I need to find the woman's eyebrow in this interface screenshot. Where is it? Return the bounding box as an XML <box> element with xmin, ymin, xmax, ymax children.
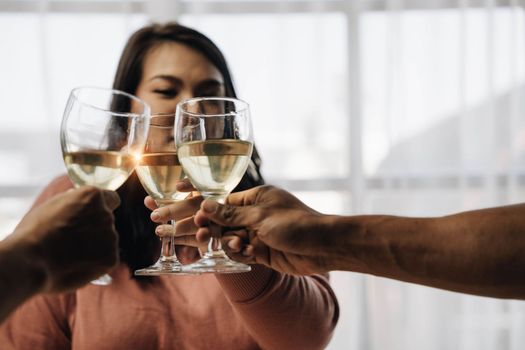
<box><xmin>193</xmin><ymin>78</ymin><xmax>224</xmax><ymax>89</ymax></box>
<box><xmin>148</xmin><ymin>75</ymin><xmax>183</xmax><ymax>85</ymax></box>
<box><xmin>194</xmin><ymin>79</ymin><xmax>224</xmax><ymax>88</ymax></box>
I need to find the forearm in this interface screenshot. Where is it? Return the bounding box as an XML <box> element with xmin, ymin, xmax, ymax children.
<box><xmin>216</xmin><ymin>266</ymin><xmax>338</xmax><ymax>350</ymax></box>
<box><xmin>0</xmin><ymin>237</ymin><xmax>46</xmax><ymax>323</ymax></box>
<box><xmin>324</xmin><ymin>204</ymin><xmax>525</xmax><ymax>299</ymax></box>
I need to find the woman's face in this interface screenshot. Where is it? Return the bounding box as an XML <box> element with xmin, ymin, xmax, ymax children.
<box><xmin>134</xmin><ymin>42</ymin><xmax>225</xmax><ymax>114</ymax></box>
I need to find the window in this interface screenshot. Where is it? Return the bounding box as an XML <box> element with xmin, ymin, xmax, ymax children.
<box><xmin>2</xmin><ymin>2</ymin><xmax>525</xmax><ymax>349</ymax></box>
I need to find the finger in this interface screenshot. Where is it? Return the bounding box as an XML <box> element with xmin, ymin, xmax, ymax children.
<box><xmin>173</xmin><ymin>217</ymin><xmax>197</xmax><ymax>237</ymax></box>
<box><xmin>222</xmin><ymin>236</ymin><xmax>243</xmax><ymax>253</ymax></box>
<box><xmin>173</xmin><ymin>236</ymin><xmax>208</xmax><ymax>252</ymax></box>
<box><xmin>144</xmin><ymin>196</ymin><xmax>158</xmax><ymax>211</ymax></box>
<box><xmin>194</xmin><ymin>223</ymin><xmax>235</xmax><ymax>243</ymax></box>
<box><xmin>155</xmin><ymin>224</ymin><xmax>174</xmax><ymax>237</ymax></box>
<box><xmin>173</xmin><ymin>235</ymin><xmax>200</xmax><ymax>248</ymax></box>
<box><xmin>175</xmin><ymin>178</ymin><xmax>195</xmax><ymax>192</ymax></box>
<box><xmin>197</xmin><ymin>200</ymin><xmax>261</xmax><ymax>227</ymax></box>
<box><xmin>222</xmin><ymin>229</ymin><xmax>250</xmax><ymax>254</ymax></box>
<box><xmin>195</xmin><ymin>227</ymin><xmax>212</xmax><ymax>243</ymax></box>
<box><xmin>150</xmin><ymin>196</ymin><xmax>203</xmax><ymax>223</ymax></box>
<box><xmin>223</xmin><ymin>228</ymin><xmax>249</xmax><ymax>241</ymax></box>
<box><xmin>194</xmin><ymin>210</ymin><xmax>211</xmax><ymax>227</ymax></box>
<box><xmin>224</xmin><ymin>186</ymin><xmax>268</xmax><ymax>206</ymax></box>
<box><xmin>154</xmin><ymin>221</ymin><xmax>196</xmax><ymax>238</ymax></box>
<box><xmin>224</xmin><ymin>245</ymin><xmax>257</xmax><ymax>265</ymax></box>
<box><xmin>242</xmin><ymin>245</ymin><xmax>255</xmax><ymax>256</ymax></box>
<box><xmin>237</xmin><ymin>244</ymin><xmax>271</xmax><ymax>267</ymax></box>
<box><xmin>99</xmin><ymin>190</ymin><xmax>121</xmax><ymax>210</ymax></box>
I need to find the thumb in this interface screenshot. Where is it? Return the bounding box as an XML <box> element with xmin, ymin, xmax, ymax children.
<box><xmin>100</xmin><ymin>190</ymin><xmax>121</xmax><ymax>211</ymax></box>
<box><xmin>199</xmin><ymin>199</ymin><xmax>259</xmax><ymax>227</ymax></box>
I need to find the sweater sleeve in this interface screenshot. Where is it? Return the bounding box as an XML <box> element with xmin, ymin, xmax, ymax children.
<box><xmin>216</xmin><ymin>265</ymin><xmax>339</xmax><ymax>350</ymax></box>
<box><xmin>0</xmin><ymin>293</ymin><xmax>74</xmax><ymax>350</ymax></box>
<box><xmin>31</xmin><ymin>175</ymin><xmax>74</xmax><ymax>208</ymax></box>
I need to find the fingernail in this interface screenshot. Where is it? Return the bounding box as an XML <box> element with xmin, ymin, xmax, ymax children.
<box><xmin>242</xmin><ymin>249</ymin><xmax>251</xmax><ymax>257</ymax></box>
<box><xmin>202</xmin><ymin>200</ymin><xmax>218</xmax><ymax>214</ymax></box>
<box><xmin>228</xmin><ymin>240</ymin><xmax>236</xmax><ymax>250</ymax></box>
<box><xmin>155</xmin><ymin>226</ymin><xmax>164</xmax><ymax>234</ymax></box>
<box><xmin>151</xmin><ymin>211</ymin><xmax>160</xmax><ymax>221</ymax></box>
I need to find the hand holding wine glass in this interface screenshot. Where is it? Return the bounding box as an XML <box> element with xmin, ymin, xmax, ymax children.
<box><xmin>175</xmin><ymin>97</ymin><xmax>253</xmax><ymax>273</ymax></box>
<box><xmin>134</xmin><ymin>113</ymin><xmax>189</xmax><ymax>275</ymax></box>
<box><xmin>60</xmin><ymin>86</ymin><xmax>150</xmax><ymax>284</ymax></box>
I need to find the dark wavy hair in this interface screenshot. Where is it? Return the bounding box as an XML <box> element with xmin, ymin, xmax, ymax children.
<box><xmin>112</xmin><ymin>23</ymin><xmax>264</xmax><ymax>276</ymax></box>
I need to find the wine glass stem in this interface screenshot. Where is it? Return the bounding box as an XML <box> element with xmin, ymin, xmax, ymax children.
<box><xmin>160</xmin><ymin>222</ymin><xmax>176</xmax><ymax>259</ymax></box>
<box><xmin>208</xmin><ymin>236</ymin><xmax>222</xmax><ymax>252</ymax></box>
<box><xmin>158</xmin><ymin>204</ymin><xmax>179</xmax><ymax>262</ymax></box>
<box><xmin>204</xmin><ymin>195</ymin><xmax>226</xmax><ymax>255</ymax></box>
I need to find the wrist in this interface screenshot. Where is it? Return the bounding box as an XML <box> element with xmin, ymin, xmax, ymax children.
<box><xmin>315</xmin><ymin>214</ymin><xmax>371</xmax><ymax>273</ymax></box>
<box><xmin>305</xmin><ymin>214</ymin><xmax>353</xmax><ymax>272</ymax></box>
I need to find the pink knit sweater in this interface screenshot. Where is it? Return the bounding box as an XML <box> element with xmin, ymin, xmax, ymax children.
<box><xmin>0</xmin><ymin>176</ymin><xmax>339</xmax><ymax>349</ymax></box>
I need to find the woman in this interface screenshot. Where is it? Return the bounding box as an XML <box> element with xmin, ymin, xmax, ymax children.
<box><xmin>0</xmin><ymin>23</ymin><xmax>338</xmax><ymax>349</ymax></box>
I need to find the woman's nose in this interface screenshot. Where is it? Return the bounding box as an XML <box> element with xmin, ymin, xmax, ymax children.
<box><xmin>178</xmin><ymin>91</ymin><xmax>194</xmax><ymax>102</ymax></box>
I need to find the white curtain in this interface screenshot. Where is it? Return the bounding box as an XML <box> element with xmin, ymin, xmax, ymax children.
<box><xmin>327</xmin><ymin>1</ymin><xmax>525</xmax><ymax>349</ymax></box>
<box><xmin>1</xmin><ymin>0</ymin><xmax>524</xmax><ymax>349</ymax></box>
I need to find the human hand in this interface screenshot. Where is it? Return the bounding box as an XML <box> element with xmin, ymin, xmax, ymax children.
<box><xmin>145</xmin><ymin>179</ymin><xmax>207</xmax><ymax>252</ymax></box>
<box><xmin>9</xmin><ymin>187</ymin><xmax>120</xmax><ymax>293</ymax></box>
<box><xmin>193</xmin><ymin>185</ymin><xmax>335</xmax><ymax>275</ymax></box>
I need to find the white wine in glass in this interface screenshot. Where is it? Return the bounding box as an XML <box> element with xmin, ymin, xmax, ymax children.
<box><xmin>61</xmin><ymin>86</ymin><xmax>150</xmax><ymax>285</ymax></box>
<box><xmin>177</xmin><ymin>140</ymin><xmax>252</xmax><ymax>198</ymax></box>
<box><xmin>175</xmin><ymin>97</ymin><xmax>253</xmax><ymax>274</ymax></box>
<box><xmin>135</xmin><ymin>114</ymin><xmax>189</xmax><ymax>275</ymax></box>
<box><xmin>63</xmin><ymin>151</ymin><xmax>137</xmax><ymax>191</ymax></box>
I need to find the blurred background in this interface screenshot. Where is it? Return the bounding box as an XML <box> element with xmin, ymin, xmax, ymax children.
<box><xmin>1</xmin><ymin>0</ymin><xmax>525</xmax><ymax>349</ymax></box>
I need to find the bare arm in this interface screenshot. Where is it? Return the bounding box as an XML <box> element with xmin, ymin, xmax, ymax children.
<box><xmin>331</xmin><ymin>205</ymin><xmax>525</xmax><ymax>299</ymax></box>
<box><xmin>192</xmin><ymin>185</ymin><xmax>525</xmax><ymax>300</ymax></box>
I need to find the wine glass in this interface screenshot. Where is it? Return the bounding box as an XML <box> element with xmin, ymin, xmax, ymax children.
<box><xmin>175</xmin><ymin>97</ymin><xmax>253</xmax><ymax>274</ymax></box>
<box><xmin>134</xmin><ymin>113</ymin><xmax>189</xmax><ymax>275</ymax></box>
<box><xmin>61</xmin><ymin>86</ymin><xmax>150</xmax><ymax>285</ymax></box>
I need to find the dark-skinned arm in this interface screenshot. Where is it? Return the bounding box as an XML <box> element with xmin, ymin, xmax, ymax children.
<box><xmin>191</xmin><ymin>185</ymin><xmax>525</xmax><ymax>300</ymax></box>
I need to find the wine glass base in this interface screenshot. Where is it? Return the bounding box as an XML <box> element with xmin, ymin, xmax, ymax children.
<box><xmin>184</xmin><ymin>251</ymin><xmax>252</xmax><ymax>274</ymax></box>
<box><xmin>91</xmin><ymin>274</ymin><xmax>112</xmax><ymax>285</ymax></box>
<box><xmin>134</xmin><ymin>259</ymin><xmax>194</xmax><ymax>276</ymax></box>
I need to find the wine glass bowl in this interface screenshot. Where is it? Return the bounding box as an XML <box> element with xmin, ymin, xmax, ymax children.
<box><xmin>61</xmin><ymin>87</ymin><xmax>150</xmax><ymax>191</ymax></box>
